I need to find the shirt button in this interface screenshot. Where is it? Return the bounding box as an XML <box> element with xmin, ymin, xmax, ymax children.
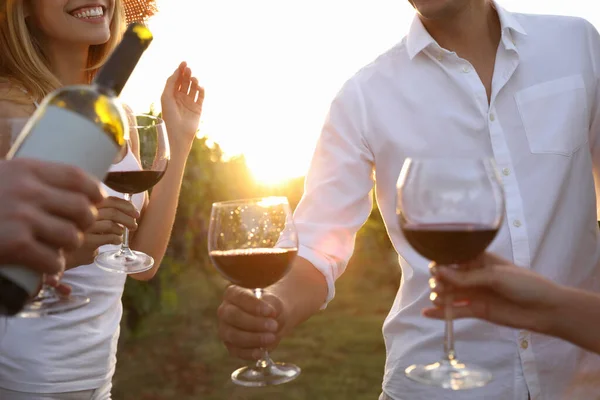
<box><xmin>436</xmin><ymin>54</ymin><xmax>443</xmax><ymax>61</ymax></box>
<box><xmin>462</xmin><ymin>66</ymin><xmax>470</xmax><ymax>73</ymax></box>
<box><xmin>489</xmin><ymin>113</ymin><xmax>496</xmax><ymax>122</ymax></box>
<box><xmin>502</xmin><ymin>168</ymin><xmax>510</xmax><ymax>176</ymax></box>
<box><xmin>513</xmin><ymin>220</ymin><xmax>522</xmax><ymax>228</ymax></box>
<box><xmin>521</xmin><ymin>339</ymin><xmax>529</xmax><ymax>349</ymax></box>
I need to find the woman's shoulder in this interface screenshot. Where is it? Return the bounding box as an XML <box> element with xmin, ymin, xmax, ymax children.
<box><xmin>0</xmin><ymin>81</ymin><xmax>35</xmax><ymax>117</ymax></box>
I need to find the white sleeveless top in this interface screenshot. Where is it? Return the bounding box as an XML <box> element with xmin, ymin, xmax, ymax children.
<box><xmin>0</xmin><ymin>99</ymin><xmax>145</xmax><ymax>393</ymax></box>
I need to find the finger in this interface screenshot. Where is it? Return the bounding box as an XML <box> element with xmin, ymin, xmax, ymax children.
<box><xmin>85</xmin><ymin>233</ymin><xmax>123</xmax><ymax>247</ymax></box>
<box><xmin>423</xmin><ymin>306</ymin><xmax>476</xmax><ymax>320</ymax></box>
<box><xmin>87</xmin><ymin>220</ymin><xmax>124</xmax><ymax>236</ymax></box>
<box><xmin>96</xmin><ymin>208</ymin><xmax>138</xmax><ymax>231</ymax></box>
<box><xmin>189</xmin><ymin>77</ymin><xmax>200</xmax><ymax>100</ymax></box>
<box><xmin>434</xmin><ymin>265</ymin><xmax>497</xmax><ymax>289</ymax></box>
<box><xmin>8</xmin><ymin>237</ymin><xmax>63</xmax><ymax>276</ymax></box>
<box><xmin>218</xmin><ymin>325</ymin><xmax>276</xmax><ymax>349</ymax></box>
<box><xmin>44</xmin><ymin>274</ymin><xmax>60</xmax><ymax>287</ymax></box>
<box><xmin>179</xmin><ymin>67</ymin><xmax>192</xmax><ymax>94</ymax></box>
<box><xmin>17</xmin><ymin>205</ymin><xmax>83</xmax><ymax>251</ymax></box>
<box><xmin>223</xmin><ymin>286</ymin><xmax>277</xmax><ymax>317</ymax></box>
<box><xmin>217</xmin><ymin>303</ymin><xmax>278</xmax><ymax>333</ymax></box>
<box><xmin>98</xmin><ymin>196</ymin><xmax>140</xmax><ymax>219</ymax></box>
<box><xmin>54</xmin><ymin>283</ymin><xmax>72</xmax><ymax>297</ymax></box>
<box><xmin>26</xmin><ymin>160</ymin><xmax>104</xmax><ymax>204</ymax></box>
<box><xmin>456</xmin><ymin>253</ymin><xmax>485</xmax><ymax>270</ymax></box>
<box><xmin>28</xmin><ymin>184</ymin><xmax>98</xmax><ymax>232</ymax></box>
<box><xmin>162</xmin><ymin>66</ymin><xmax>182</xmax><ymax>99</ymax></box>
<box><xmin>196</xmin><ymin>85</ymin><xmax>205</xmax><ymax>105</ymax></box>
<box><xmin>429</xmin><ymin>276</ymin><xmax>445</xmax><ymax>292</ymax></box>
<box><xmin>224</xmin><ymin>344</ymin><xmax>264</xmax><ymax>361</ymax></box>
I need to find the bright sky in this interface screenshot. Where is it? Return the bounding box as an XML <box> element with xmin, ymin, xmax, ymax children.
<box><xmin>120</xmin><ymin>0</ymin><xmax>600</xmax><ymax>184</ymax></box>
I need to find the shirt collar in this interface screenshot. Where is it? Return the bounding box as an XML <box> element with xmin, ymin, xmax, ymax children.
<box><xmin>406</xmin><ymin>0</ymin><xmax>527</xmax><ymax>60</ymax></box>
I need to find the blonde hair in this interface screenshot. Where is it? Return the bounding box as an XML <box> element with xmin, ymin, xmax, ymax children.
<box><xmin>0</xmin><ymin>0</ymin><xmax>126</xmax><ymax>104</ymax></box>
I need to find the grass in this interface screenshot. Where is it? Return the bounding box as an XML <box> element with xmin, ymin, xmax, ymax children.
<box><xmin>113</xmin><ymin>223</ymin><xmax>399</xmax><ymax>400</ymax></box>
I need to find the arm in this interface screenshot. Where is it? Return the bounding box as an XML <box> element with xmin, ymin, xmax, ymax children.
<box><xmin>217</xmin><ymin>78</ymin><xmax>376</xmax><ymax>358</ymax></box>
<box><xmin>552</xmin><ymin>287</ymin><xmax>600</xmax><ymax>355</ymax></box>
<box><xmin>127</xmin><ymin>138</ymin><xmax>188</xmax><ymax>281</ymax></box>
<box><xmin>127</xmin><ymin>62</ymin><xmax>203</xmax><ymax>281</ymax></box>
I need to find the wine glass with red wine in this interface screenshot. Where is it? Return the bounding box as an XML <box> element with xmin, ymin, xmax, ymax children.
<box><xmin>1</xmin><ymin>117</ymin><xmax>90</xmax><ymax>317</ymax></box>
<box><xmin>95</xmin><ymin>114</ymin><xmax>169</xmax><ymax>274</ymax></box>
<box><xmin>208</xmin><ymin>196</ymin><xmax>301</xmax><ymax>387</ymax></box>
<box><xmin>397</xmin><ymin>157</ymin><xmax>504</xmax><ymax>390</ymax></box>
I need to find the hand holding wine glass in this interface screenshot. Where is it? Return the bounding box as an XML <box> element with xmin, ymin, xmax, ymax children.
<box><xmin>396</xmin><ymin>157</ymin><xmax>504</xmax><ymax>390</ymax></box>
<box><xmin>209</xmin><ymin>196</ymin><xmax>301</xmax><ymax>387</ymax></box>
<box><xmin>95</xmin><ymin>114</ymin><xmax>169</xmax><ymax>274</ymax></box>
<box><xmin>423</xmin><ymin>252</ymin><xmax>564</xmax><ymax>334</ymax></box>
<box><xmin>65</xmin><ymin>196</ymin><xmax>139</xmax><ymax>268</ymax></box>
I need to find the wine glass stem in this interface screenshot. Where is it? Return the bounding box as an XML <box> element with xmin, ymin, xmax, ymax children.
<box><xmin>254</xmin><ymin>288</ymin><xmax>274</xmax><ymax>370</ymax></box>
<box><xmin>35</xmin><ymin>284</ymin><xmax>59</xmax><ymax>301</ymax></box>
<box><xmin>444</xmin><ymin>291</ymin><xmax>456</xmax><ymax>362</ymax></box>
<box><xmin>119</xmin><ymin>193</ymin><xmax>134</xmax><ymax>255</ymax></box>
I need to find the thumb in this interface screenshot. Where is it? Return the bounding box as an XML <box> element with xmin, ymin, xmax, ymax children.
<box><xmin>422</xmin><ymin>305</ymin><xmax>476</xmax><ymax>320</ymax></box>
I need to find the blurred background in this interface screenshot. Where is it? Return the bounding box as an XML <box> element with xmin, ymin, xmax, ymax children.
<box><xmin>114</xmin><ymin>1</ymin><xmax>600</xmax><ymax>398</ymax></box>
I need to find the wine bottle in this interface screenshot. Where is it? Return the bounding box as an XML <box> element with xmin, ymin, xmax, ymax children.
<box><xmin>0</xmin><ymin>23</ymin><xmax>153</xmax><ymax>316</ymax></box>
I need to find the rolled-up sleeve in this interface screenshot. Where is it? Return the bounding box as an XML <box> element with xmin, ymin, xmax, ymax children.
<box><xmin>294</xmin><ymin>78</ymin><xmax>375</xmax><ymax>308</ymax></box>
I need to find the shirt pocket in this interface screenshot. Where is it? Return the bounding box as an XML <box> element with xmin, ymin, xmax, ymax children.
<box><xmin>515</xmin><ymin>74</ymin><xmax>589</xmax><ymax>156</ymax></box>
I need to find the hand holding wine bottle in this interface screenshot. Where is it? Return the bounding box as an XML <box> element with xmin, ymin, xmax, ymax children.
<box><xmin>0</xmin><ymin>158</ymin><xmax>103</xmax><ymax>274</ymax></box>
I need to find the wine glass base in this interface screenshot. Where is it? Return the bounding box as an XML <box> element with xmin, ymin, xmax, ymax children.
<box><xmin>15</xmin><ymin>295</ymin><xmax>90</xmax><ymax>318</ymax></box>
<box><xmin>231</xmin><ymin>362</ymin><xmax>301</xmax><ymax>387</ymax></box>
<box><xmin>405</xmin><ymin>360</ymin><xmax>492</xmax><ymax>390</ymax></box>
<box><xmin>95</xmin><ymin>250</ymin><xmax>154</xmax><ymax>274</ymax></box>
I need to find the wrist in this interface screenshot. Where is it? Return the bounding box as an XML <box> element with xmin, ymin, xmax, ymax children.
<box><xmin>169</xmin><ymin>143</ymin><xmax>193</xmax><ymax>161</ymax></box>
<box><xmin>548</xmin><ymin>285</ymin><xmax>580</xmax><ymax>340</ymax></box>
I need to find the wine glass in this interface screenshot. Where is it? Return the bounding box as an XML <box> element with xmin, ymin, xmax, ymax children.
<box><xmin>95</xmin><ymin>114</ymin><xmax>169</xmax><ymax>274</ymax></box>
<box><xmin>396</xmin><ymin>157</ymin><xmax>504</xmax><ymax>390</ymax></box>
<box><xmin>208</xmin><ymin>196</ymin><xmax>301</xmax><ymax>387</ymax></box>
<box><xmin>0</xmin><ymin>117</ymin><xmax>90</xmax><ymax>317</ymax></box>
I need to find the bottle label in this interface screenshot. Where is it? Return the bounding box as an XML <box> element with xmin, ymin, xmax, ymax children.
<box><xmin>1</xmin><ymin>105</ymin><xmax>121</xmax><ymax>296</ymax></box>
<box><xmin>9</xmin><ymin>105</ymin><xmax>120</xmax><ymax>178</ymax></box>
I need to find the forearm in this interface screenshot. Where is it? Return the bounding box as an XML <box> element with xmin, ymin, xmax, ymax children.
<box><xmin>552</xmin><ymin>286</ymin><xmax>600</xmax><ymax>355</ymax></box>
<box><xmin>268</xmin><ymin>256</ymin><xmax>329</xmax><ymax>335</ymax></box>
<box><xmin>129</xmin><ymin>153</ymin><xmax>187</xmax><ymax>280</ymax></box>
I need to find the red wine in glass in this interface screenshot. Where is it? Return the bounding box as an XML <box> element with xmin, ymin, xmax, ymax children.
<box><xmin>208</xmin><ymin>196</ymin><xmax>301</xmax><ymax>387</ymax></box>
<box><xmin>209</xmin><ymin>248</ymin><xmax>297</xmax><ymax>289</ymax></box>
<box><xmin>104</xmin><ymin>169</ymin><xmax>167</xmax><ymax>194</ymax></box>
<box><xmin>401</xmin><ymin>223</ymin><xmax>499</xmax><ymax>265</ymax></box>
<box><xmin>396</xmin><ymin>157</ymin><xmax>504</xmax><ymax>390</ymax></box>
<box><xmin>95</xmin><ymin>114</ymin><xmax>169</xmax><ymax>274</ymax></box>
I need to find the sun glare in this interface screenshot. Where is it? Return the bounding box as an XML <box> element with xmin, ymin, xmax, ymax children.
<box><xmin>246</xmin><ymin>154</ymin><xmax>306</xmax><ymax>185</ymax></box>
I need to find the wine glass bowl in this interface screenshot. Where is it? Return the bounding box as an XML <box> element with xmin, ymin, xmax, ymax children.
<box><xmin>95</xmin><ymin>114</ymin><xmax>169</xmax><ymax>274</ymax></box>
<box><xmin>208</xmin><ymin>196</ymin><xmax>301</xmax><ymax>387</ymax></box>
<box><xmin>397</xmin><ymin>157</ymin><xmax>504</xmax><ymax>390</ymax></box>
